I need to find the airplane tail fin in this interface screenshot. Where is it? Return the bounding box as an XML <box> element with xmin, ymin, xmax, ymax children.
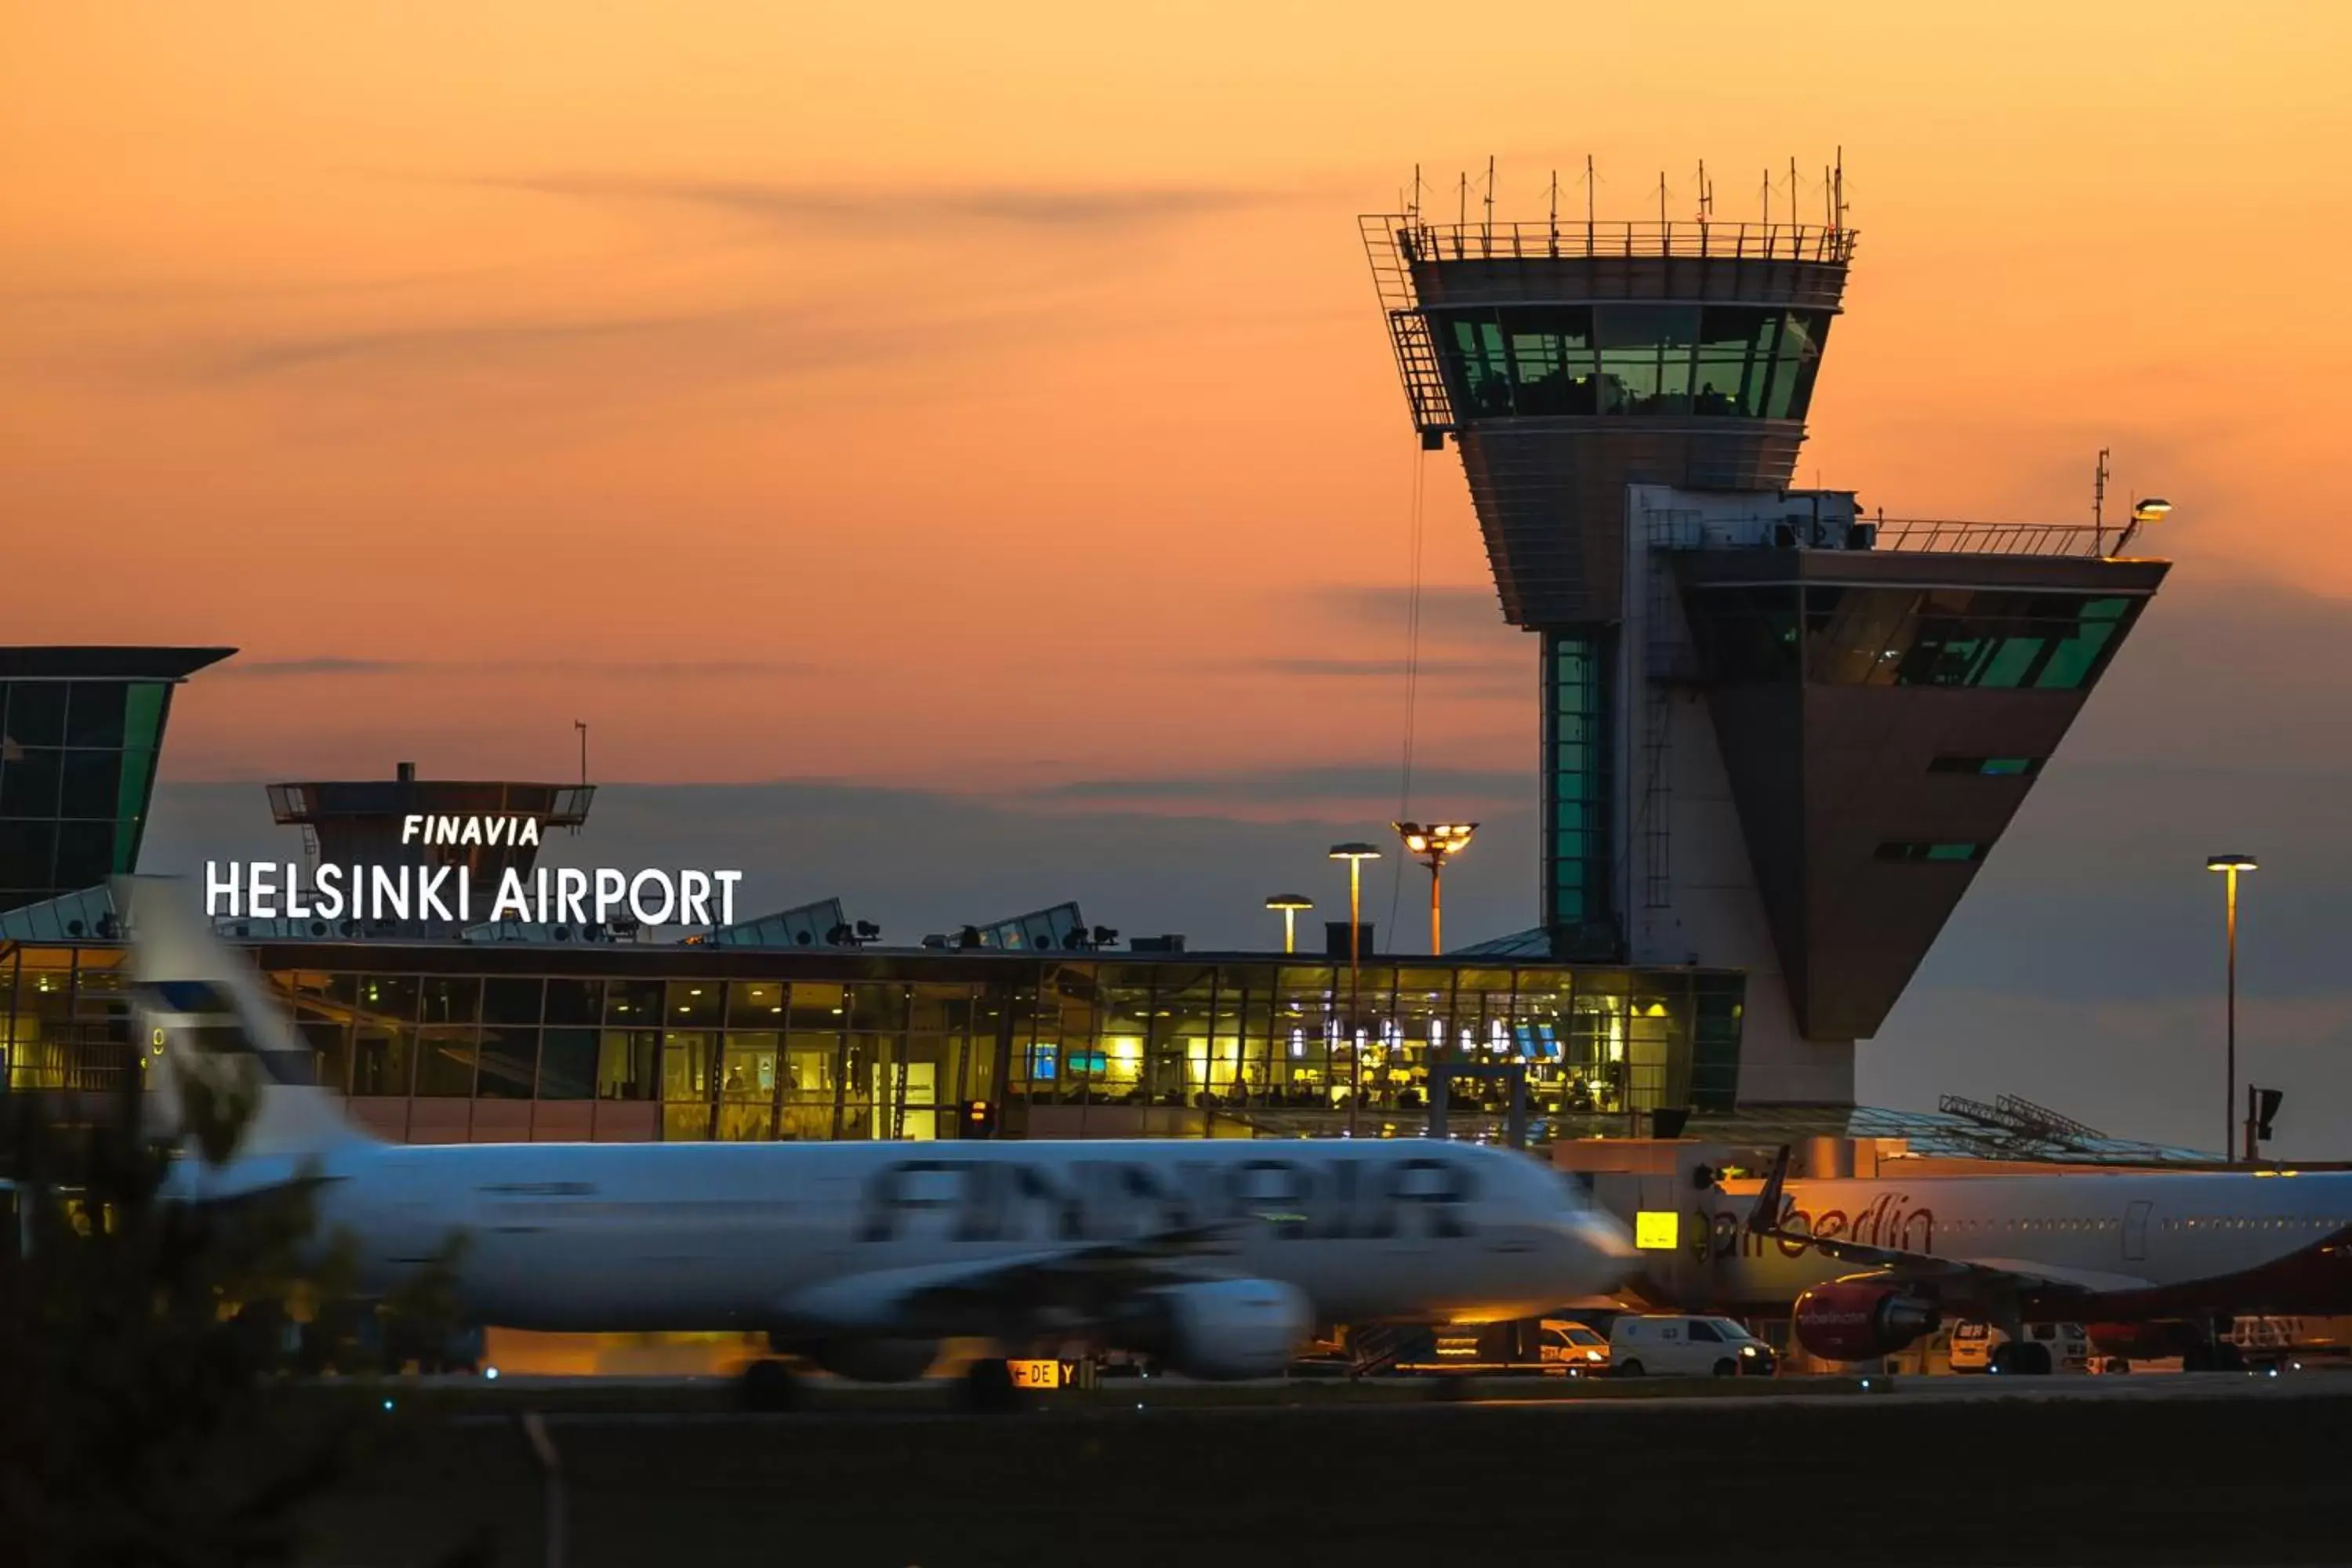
<box><xmin>119</xmin><ymin>876</ymin><xmax>379</xmax><ymax>1161</ymax></box>
<box><xmin>1745</xmin><ymin>1144</ymin><xmax>1794</xmax><ymax>1238</ymax></box>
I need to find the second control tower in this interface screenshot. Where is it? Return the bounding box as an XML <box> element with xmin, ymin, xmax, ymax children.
<box><xmin>267</xmin><ymin>761</ymin><xmax>593</xmax><ymax>935</ymax></box>
<box><xmin>1366</xmin><ymin>198</ymin><xmax>2167</xmax><ymax>1105</ymax></box>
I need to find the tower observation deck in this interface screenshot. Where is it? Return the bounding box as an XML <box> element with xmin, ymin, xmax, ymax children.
<box><xmin>1365</xmin><ymin>201</ymin><xmax>2167</xmax><ymax>1106</ymax></box>
<box><xmin>1363</xmin><ymin>217</ymin><xmax>1853</xmax><ymax>625</ymax></box>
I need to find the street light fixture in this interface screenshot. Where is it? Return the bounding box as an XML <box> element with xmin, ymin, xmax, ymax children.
<box><xmin>1328</xmin><ymin>842</ymin><xmax>1381</xmax><ymax>1138</ymax></box>
<box><xmin>1394</xmin><ymin>821</ymin><xmax>1479</xmax><ymax>956</ymax></box>
<box><xmin>1263</xmin><ymin>894</ymin><xmax>1314</xmax><ymax>955</ymax></box>
<box><xmin>2206</xmin><ymin>854</ymin><xmax>2257</xmax><ymax>1161</ymax></box>
<box><xmin>2114</xmin><ymin>495</ymin><xmax>2172</xmax><ymax>555</ymax></box>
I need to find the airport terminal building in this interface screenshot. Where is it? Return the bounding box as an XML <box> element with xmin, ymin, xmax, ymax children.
<box><xmin>2</xmin><ymin>207</ymin><xmax>2173</xmax><ymax>1157</ymax></box>
<box><xmin>0</xmin><ymin>662</ymin><xmax>1741</xmax><ymax>1145</ymax></box>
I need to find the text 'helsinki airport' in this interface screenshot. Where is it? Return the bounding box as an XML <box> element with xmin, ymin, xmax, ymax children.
<box><xmin>0</xmin><ymin>207</ymin><xmax>2185</xmax><ymax>1165</ymax></box>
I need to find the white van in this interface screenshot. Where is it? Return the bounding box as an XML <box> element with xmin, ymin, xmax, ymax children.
<box><xmin>1947</xmin><ymin>1321</ymin><xmax>2089</xmax><ymax>1375</ymax></box>
<box><xmin>1609</xmin><ymin>1315</ymin><xmax>1776</xmax><ymax>1377</ymax></box>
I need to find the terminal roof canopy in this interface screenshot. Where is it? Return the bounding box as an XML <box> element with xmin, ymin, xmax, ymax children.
<box><xmin>0</xmin><ymin>647</ymin><xmax>236</xmax><ymax>681</ymax></box>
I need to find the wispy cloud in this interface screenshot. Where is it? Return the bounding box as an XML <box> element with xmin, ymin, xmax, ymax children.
<box><xmin>217</xmin><ymin>656</ymin><xmax>815</xmax><ymax>680</ymax></box>
<box><xmin>180</xmin><ymin>301</ymin><xmax>967</xmax><ymax>388</ymax></box>
<box><xmin>1040</xmin><ymin>763</ymin><xmax>1526</xmax><ymax>806</ymax></box>
<box><xmin>1251</xmin><ymin>655</ymin><xmax>1510</xmax><ymax>680</ymax></box>
<box><xmin>1223</xmin><ymin>652</ymin><xmax>1525</xmax><ymax>700</ymax></box>
<box><xmin>202</xmin><ymin>310</ymin><xmax>730</xmax><ymax>380</ymax></box>
<box><xmin>466</xmin><ymin>174</ymin><xmax>1272</xmax><ymax>234</ymax></box>
<box><xmin>1312</xmin><ymin>584</ymin><xmax>1513</xmax><ymax>645</ymax></box>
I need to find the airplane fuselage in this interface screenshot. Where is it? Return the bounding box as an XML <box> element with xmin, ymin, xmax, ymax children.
<box><xmin>255</xmin><ymin>1137</ymin><xmax>1628</xmax><ymax>1334</ymax></box>
<box><xmin>1702</xmin><ymin>1171</ymin><xmax>2352</xmax><ymax>1320</ymax></box>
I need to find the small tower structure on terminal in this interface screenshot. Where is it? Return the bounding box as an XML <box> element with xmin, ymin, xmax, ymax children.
<box><xmin>1365</xmin><ymin>171</ymin><xmax>2169</xmax><ymax>1105</ymax></box>
<box><xmin>267</xmin><ymin>762</ymin><xmax>593</xmax><ymax>933</ymax></box>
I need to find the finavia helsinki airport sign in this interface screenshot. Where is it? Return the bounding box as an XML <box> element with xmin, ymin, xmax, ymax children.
<box><xmin>205</xmin><ymin>814</ymin><xmax>743</xmax><ymax>927</ymax></box>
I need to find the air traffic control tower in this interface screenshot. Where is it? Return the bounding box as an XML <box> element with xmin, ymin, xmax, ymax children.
<box><xmin>1363</xmin><ymin>204</ymin><xmax>2169</xmax><ymax>1105</ymax></box>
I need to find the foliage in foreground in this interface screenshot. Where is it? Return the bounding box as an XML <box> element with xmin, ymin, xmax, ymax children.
<box><xmin>0</xmin><ymin>1065</ymin><xmax>481</xmax><ymax>1565</ymax></box>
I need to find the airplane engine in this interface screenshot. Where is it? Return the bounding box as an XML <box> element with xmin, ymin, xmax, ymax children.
<box><xmin>1147</xmin><ymin>1278</ymin><xmax>1313</xmax><ymax>1380</ymax></box>
<box><xmin>805</xmin><ymin>1338</ymin><xmax>941</xmax><ymax>1384</ymax></box>
<box><xmin>1791</xmin><ymin>1282</ymin><xmax>1940</xmax><ymax>1362</ymax></box>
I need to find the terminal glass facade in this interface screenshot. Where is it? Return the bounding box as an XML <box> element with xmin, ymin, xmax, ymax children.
<box><xmin>0</xmin><ymin>680</ymin><xmax>174</xmax><ymax>915</ymax></box>
<box><xmin>1433</xmin><ymin>305</ymin><xmax>1831</xmax><ymax>421</ymax></box>
<box><xmin>0</xmin><ymin>943</ymin><xmax>1743</xmax><ymax>1143</ymax></box>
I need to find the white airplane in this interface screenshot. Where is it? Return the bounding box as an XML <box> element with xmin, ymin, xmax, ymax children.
<box><xmin>1719</xmin><ymin>1149</ymin><xmax>2352</xmax><ymax>1373</ymax></box>
<box><xmin>124</xmin><ymin>879</ymin><xmax>1636</xmax><ymax>1405</ymax></box>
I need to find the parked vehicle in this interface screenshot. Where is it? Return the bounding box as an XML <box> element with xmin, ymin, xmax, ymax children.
<box><xmin>1608</xmin><ymin>1315</ymin><xmax>1775</xmax><ymax>1377</ymax></box>
<box><xmin>1948</xmin><ymin>1320</ymin><xmax>2089</xmax><ymax>1375</ymax></box>
<box><xmin>1386</xmin><ymin>1317</ymin><xmax>1613</xmax><ymax>1376</ymax></box>
<box><xmin>2226</xmin><ymin>1316</ymin><xmax>2352</xmax><ymax>1370</ymax></box>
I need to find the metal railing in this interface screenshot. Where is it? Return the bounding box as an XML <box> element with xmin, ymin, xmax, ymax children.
<box><xmin>1370</xmin><ymin>217</ymin><xmax>1857</xmax><ymax>267</ymax></box>
<box><xmin>1652</xmin><ymin>510</ymin><xmax>2123</xmax><ymax>561</ymax></box>
<box><xmin>1871</xmin><ymin>518</ymin><xmax>2117</xmax><ymax>559</ymax></box>
<box><xmin>3</xmin><ymin>1035</ymin><xmax>136</xmax><ymax>1095</ymax></box>
<box><xmin>1359</xmin><ymin>215</ymin><xmax>1458</xmax><ymax>437</ymax></box>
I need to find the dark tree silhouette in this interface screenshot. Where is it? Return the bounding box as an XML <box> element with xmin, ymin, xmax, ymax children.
<box><xmin>0</xmin><ymin>1055</ymin><xmax>483</xmax><ymax>1565</ymax></box>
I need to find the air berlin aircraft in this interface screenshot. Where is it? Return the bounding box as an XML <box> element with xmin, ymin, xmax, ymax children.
<box><xmin>1735</xmin><ymin>1150</ymin><xmax>2352</xmax><ymax>1373</ymax></box>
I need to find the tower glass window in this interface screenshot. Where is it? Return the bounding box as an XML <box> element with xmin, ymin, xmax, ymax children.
<box><xmin>1543</xmin><ymin>631</ymin><xmax>1617</xmax><ymax>956</ymax></box>
<box><xmin>1432</xmin><ymin>306</ymin><xmax>1832</xmax><ymax>421</ymax></box>
<box><xmin>1687</xmin><ymin>586</ymin><xmax>2147</xmax><ymax>692</ymax></box>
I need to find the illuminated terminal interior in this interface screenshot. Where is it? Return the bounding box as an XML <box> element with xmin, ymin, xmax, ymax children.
<box><xmin>0</xmin><ymin>937</ymin><xmax>1741</xmax><ymax>1144</ymax></box>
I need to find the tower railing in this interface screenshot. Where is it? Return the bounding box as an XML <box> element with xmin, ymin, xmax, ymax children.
<box><xmin>1870</xmin><ymin>518</ymin><xmax>2117</xmax><ymax>559</ymax></box>
<box><xmin>1370</xmin><ymin>217</ymin><xmax>1857</xmax><ymax>266</ymax></box>
<box><xmin>1359</xmin><ymin>215</ymin><xmax>1457</xmax><ymax>438</ymax></box>
<box><xmin>1656</xmin><ymin>511</ymin><xmax>2126</xmax><ymax>560</ymax></box>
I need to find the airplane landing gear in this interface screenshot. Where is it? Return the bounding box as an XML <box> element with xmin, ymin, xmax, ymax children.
<box><xmin>2185</xmin><ymin>1319</ymin><xmax>2249</xmax><ymax>1373</ymax></box>
<box><xmin>2183</xmin><ymin>1341</ymin><xmax>2247</xmax><ymax>1373</ymax></box>
<box><xmin>737</xmin><ymin>1358</ymin><xmax>804</xmax><ymax>1413</ymax></box>
<box><xmin>1989</xmin><ymin>1341</ymin><xmax>2052</xmax><ymax>1375</ymax></box>
<box><xmin>960</xmin><ymin>1358</ymin><xmax>1022</xmax><ymax>1414</ymax></box>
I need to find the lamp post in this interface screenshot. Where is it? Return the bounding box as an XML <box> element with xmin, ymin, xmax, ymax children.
<box><xmin>2206</xmin><ymin>854</ymin><xmax>2256</xmax><ymax>1161</ymax></box>
<box><xmin>1393</xmin><ymin>821</ymin><xmax>1479</xmax><ymax>955</ymax></box>
<box><xmin>1328</xmin><ymin>843</ymin><xmax>1381</xmax><ymax>1138</ymax></box>
<box><xmin>1263</xmin><ymin>894</ymin><xmax>1314</xmax><ymax>954</ymax></box>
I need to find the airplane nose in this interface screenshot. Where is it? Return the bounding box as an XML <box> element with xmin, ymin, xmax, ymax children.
<box><xmin>1555</xmin><ymin>1209</ymin><xmax>1639</xmax><ymax>1290</ymax></box>
<box><xmin>1574</xmin><ymin>1208</ymin><xmax>1639</xmax><ymax>1264</ymax></box>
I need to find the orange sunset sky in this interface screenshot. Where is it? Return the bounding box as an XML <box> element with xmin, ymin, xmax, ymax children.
<box><xmin>6</xmin><ymin>2</ymin><xmax>2347</xmax><ymax>794</ymax></box>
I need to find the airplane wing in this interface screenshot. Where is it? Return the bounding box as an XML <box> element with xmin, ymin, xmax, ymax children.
<box><xmin>778</xmin><ymin>1221</ymin><xmax>1260</xmax><ymax>1341</ymax></box>
<box><xmin>1744</xmin><ymin>1145</ymin><xmax>2158</xmax><ymax>1303</ymax></box>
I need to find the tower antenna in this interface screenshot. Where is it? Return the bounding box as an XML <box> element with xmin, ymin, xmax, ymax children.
<box><xmin>1762</xmin><ymin>165</ymin><xmax>1772</xmax><ymax>228</ymax></box>
<box><xmin>1584</xmin><ymin>154</ymin><xmax>1599</xmax><ymax>250</ymax></box>
<box><xmin>1410</xmin><ymin>161</ymin><xmax>1422</xmax><ymax>224</ymax></box>
<box><xmin>2092</xmin><ymin>447</ymin><xmax>2111</xmax><ymax>553</ymax></box>
<box><xmin>1548</xmin><ymin>168</ymin><xmax>1560</xmax><ymax>254</ymax></box>
<box><xmin>1833</xmin><ymin>145</ymin><xmax>1847</xmax><ymax>233</ymax></box>
<box><xmin>572</xmin><ymin>720</ymin><xmax>589</xmax><ymax>836</ymax></box>
<box><xmin>1483</xmin><ymin>154</ymin><xmax>1495</xmax><ymax>249</ymax></box>
<box><xmin>1657</xmin><ymin>169</ymin><xmax>1669</xmax><ymax>228</ymax></box>
<box><xmin>1697</xmin><ymin>158</ymin><xmax>1712</xmax><ymax>223</ymax></box>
